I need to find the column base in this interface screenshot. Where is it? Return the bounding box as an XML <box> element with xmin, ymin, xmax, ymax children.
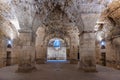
<box><xmin>17</xmin><ymin>63</ymin><xmax>37</xmax><ymax>73</ymax></box>
<box><xmin>77</xmin><ymin>61</ymin><xmax>97</xmax><ymax>72</ymax></box>
<box><xmin>70</xmin><ymin>59</ymin><xmax>78</xmax><ymax>64</ymax></box>
<box><xmin>82</xmin><ymin>67</ymin><xmax>97</xmax><ymax>72</ymax></box>
<box><xmin>36</xmin><ymin>58</ymin><xmax>46</xmax><ymax>64</ymax></box>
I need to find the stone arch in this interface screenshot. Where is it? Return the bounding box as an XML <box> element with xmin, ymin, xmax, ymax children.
<box><xmin>94</xmin><ymin>0</ymin><xmax>120</xmax><ymax>69</ymax></box>
<box><xmin>44</xmin><ymin>34</ymin><xmax>70</xmax><ymax>47</ymax></box>
<box><xmin>35</xmin><ymin>25</ymin><xmax>72</xmax><ymax>63</ymax></box>
<box><xmin>44</xmin><ymin>34</ymin><xmax>71</xmax><ymax>61</ymax></box>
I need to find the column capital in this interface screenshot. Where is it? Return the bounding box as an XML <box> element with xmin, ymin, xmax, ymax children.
<box><xmin>79</xmin><ymin>30</ymin><xmax>96</xmax><ymax>37</ymax></box>
<box><xmin>18</xmin><ymin>29</ymin><xmax>32</xmax><ymax>33</ymax></box>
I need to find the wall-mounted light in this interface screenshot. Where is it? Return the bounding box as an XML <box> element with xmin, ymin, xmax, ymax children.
<box><xmin>101</xmin><ymin>40</ymin><xmax>105</xmax><ymax>46</ymax></box>
<box><xmin>8</xmin><ymin>40</ymin><xmax>12</xmax><ymax>45</ymax></box>
<box><xmin>7</xmin><ymin>39</ymin><xmax>12</xmax><ymax>48</ymax></box>
<box><xmin>100</xmin><ymin>40</ymin><xmax>106</xmax><ymax>49</ymax></box>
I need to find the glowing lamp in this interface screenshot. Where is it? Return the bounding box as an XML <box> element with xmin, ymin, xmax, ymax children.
<box><xmin>7</xmin><ymin>40</ymin><xmax>12</xmax><ymax>48</ymax></box>
<box><xmin>8</xmin><ymin>40</ymin><xmax>11</xmax><ymax>44</ymax></box>
<box><xmin>101</xmin><ymin>40</ymin><xmax>106</xmax><ymax>46</ymax></box>
<box><xmin>100</xmin><ymin>40</ymin><xmax>106</xmax><ymax>49</ymax></box>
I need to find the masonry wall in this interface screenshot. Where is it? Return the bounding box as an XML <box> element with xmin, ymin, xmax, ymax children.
<box><xmin>95</xmin><ymin>41</ymin><xmax>120</xmax><ymax>69</ymax></box>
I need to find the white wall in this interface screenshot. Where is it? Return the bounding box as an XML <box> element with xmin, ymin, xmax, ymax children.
<box><xmin>47</xmin><ymin>47</ymin><xmax>66</xmax><ymax>60</ymax></box>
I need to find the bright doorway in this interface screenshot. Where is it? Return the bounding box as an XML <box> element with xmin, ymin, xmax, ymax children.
<box><xmin>47</xmin><ymin>38</ymin><xmax>67</xmax><ymax>62</ymax></box>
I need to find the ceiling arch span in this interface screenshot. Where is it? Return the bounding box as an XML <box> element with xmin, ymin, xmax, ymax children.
<box><xmin>48</xmin><ymin>38</ymin><xmax>66</xmax><ymax>47</ymax></box>
<box><xmin>44</xmin><ymin>34</ymin><xmax>71</xmax><ymax>47</ymax></box>
<box><xmin>32</xmin><ymin>0</ymin><xmax>84</xmax><ymax>35</ymax></box>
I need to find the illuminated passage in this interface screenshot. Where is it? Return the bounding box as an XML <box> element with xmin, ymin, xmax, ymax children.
<box><xmin>47</xmin><ymin>39</ymin><xmax>66</xmax><ymax>60</ymax></box>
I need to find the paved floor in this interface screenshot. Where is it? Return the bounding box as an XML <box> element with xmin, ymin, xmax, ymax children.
<box><xmin>0</xmin><ymin>62</ymin><xmax>120</xmax><ymax>80</ymax></box>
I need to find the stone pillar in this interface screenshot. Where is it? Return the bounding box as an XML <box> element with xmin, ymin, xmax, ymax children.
<box><xmin>70</xmin><ymin>45</ymin><xmax>78</xmax><ymax>64</ymax></box>
<box><xmin>0</xmin><ymin>37</ymin><xmax>6</xmax><ymax>67</ymax></box>
<box><xmin>36</xmin><ymin>45</ymin><xmax>47</xmax><ymax>64</ymax></box>
<box><xmin>17</xmin><ymin>30</ymin><xmax>36</xmax><ymax>72</ymax></box>
<box><xmin>78</xmin><ymin>31</ymin><xmax>96</xmax><ymax>72</ymax></box>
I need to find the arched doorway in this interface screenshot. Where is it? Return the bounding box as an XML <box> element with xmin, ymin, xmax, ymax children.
<box><xmin>47</xmin><ymin>38</ymin><xmax>67</xmax><ymax>62</ymax></box>
<box><xmin>35</xmin><ymin>26</ymin><xmax>71</xmax><ymax>63</ymax></box>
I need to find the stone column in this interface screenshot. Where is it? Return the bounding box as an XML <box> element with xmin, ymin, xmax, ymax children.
<box><xmin>17</xmin><ymin>30</ymin><xmax>36</xmax><ymax>72</ymax></box>
<box><xmin>78</xmin><ymin>31</ymin><xmax>96</xmax><ymax>72</ymax></box>
<box><xmin>36</xmin><ymin>45</ymin><xmax>47</xmax><ymax>64</ymax></box>
<box><xmin>0</xmin><ymin>36</ymin><xmax>6</xmax><ymax>67</ymax></box>
<box><xmin>70</xmin><ymin>45</ymin><xmax>78</xmax><ymax>64</ymax></box>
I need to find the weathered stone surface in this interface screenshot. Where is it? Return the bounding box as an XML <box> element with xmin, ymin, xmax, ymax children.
<box><xmin>95</xmin><ymin>0</ymin><xmax>120</xmax><ymax>69</ymax></box>
<box><xmin>0</xmin><ymin>0</ymin><xmax>116</xmax><ymax>72</ymax></box>
<box><xmin>78</xmin><ymin>32</ymin><xmax>96</xmax><ymax>72</ymax></box>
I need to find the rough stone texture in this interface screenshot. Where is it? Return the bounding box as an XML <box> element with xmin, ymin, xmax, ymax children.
<box><xmin>47</xmin><ymin>47</ymin><xmax>66</xmax><ymax>60</ymax></box>
<box><xmin>79</xmin><ymin>32</ymin><xmax>96</xmax><ymax>72</ymax></box>
<box><xmin>0</xmin><ymin>0</ymin><xmax>114</xmax><ymax>72</ymax></box>
<box><xmin>95</xmin><ymin>0</ymin><xmax>120</xmax><ymax>69</ymax></box>
<box><xmin>35</xmin><ymin>25</ymin><xmax>79</xmax><ymax>64</ymax></box>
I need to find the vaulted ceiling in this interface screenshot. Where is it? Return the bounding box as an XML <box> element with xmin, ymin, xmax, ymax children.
<box><xmin>98</xmin><ymin>0</ymin><xmax>120</xmax><ymax>40</ymax></box>
<box><xmin>0</xmin><ymin>0</ymin><xmax>114</xmax><ymax>40</ymax></box>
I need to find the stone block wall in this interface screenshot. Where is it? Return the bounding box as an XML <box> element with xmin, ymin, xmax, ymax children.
<box><xmin>79</xmin><ymin>33</ymin><xmax>96</xmax><ymax>72</ymax></box>
<box><xmin>95</xmin><ymin>41</ymin><xmax>120</xmax><ymax>69</ymax></box>
<box><xmin>47</xmin><ymin>47</ymin><xmax>66</xmax><ymax>60</ymax></box>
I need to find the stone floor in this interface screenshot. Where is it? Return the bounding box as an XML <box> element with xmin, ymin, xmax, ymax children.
<box><xmin>0</xmin><ymin>62</ymin><xmax>120</xmax><ymax>80</ymax></box>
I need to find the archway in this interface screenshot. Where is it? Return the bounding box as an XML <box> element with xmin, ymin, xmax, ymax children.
<box><xmin>35</xmin><ymin>26</ymin><xmax>71</xmax><ymax>63</ymax></box>
<box><xmin>47</xmin><ymin>38</ymin><xmax>67</xmax><ymax>62</ymax></box>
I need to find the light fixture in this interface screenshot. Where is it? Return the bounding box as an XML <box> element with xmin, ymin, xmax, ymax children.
<box><xmin>8</xmin><ymin>39</ymin><xmax>12</xmax><ymax>45</ymax></box>
<box><xmin>7</xmin><ymin>39</ymin><xmax>13</xmax><ymax>48</ymax></box>
<box><xmin>100</xmin><ymin>40</ymin><xmax>106</xmax><ymax>46</ymax></box>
